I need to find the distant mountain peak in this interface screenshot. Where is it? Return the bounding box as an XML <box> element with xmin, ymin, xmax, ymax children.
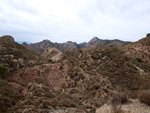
<box><xmin>88</xmin><ymin>37</ymin><xmax>100</xmax><ymax>44</ymax></box>
<box><xmin>42</xmin><ymin>39</ymin><xmax>51</xmax><ymax>42</ymax></box>
<box><xmin>22</xmin><ymin>36</ymin><xmax>129</xmax><ymax>53</ymax></box>
<box><xmin>22</xmin><ymin>42</ymin><xmax>28</xmax><ymax>46</ymax></box>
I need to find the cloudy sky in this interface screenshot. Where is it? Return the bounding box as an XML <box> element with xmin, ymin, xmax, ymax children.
<box><xmin>0</xmin><ymin>0</ymin><xmax>150</xmax><ymax>43</ymax></box>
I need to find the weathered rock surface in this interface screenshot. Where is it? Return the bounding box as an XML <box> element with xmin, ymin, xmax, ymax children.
<box><xmin>41</xmin><ymin>48</ymin><xmax>63</xmax><ymax>62</ymax></box>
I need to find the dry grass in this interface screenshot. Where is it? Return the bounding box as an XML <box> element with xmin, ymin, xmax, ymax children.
<box><xmin>110</xmin><ymin>89</ymin><xmax>129</xmax><ymax>113</ymax></box>
<box><xmin>111</xmin><ymin>89</ymin><xmax>129</xmax><ymax>106</ymax></box>
<box><xmin>111</xmin><ymin>107</ymin><xmax>126</xmax><ymax>113</ymax></box>
<box><xmin>138</xmin><ymin>90</ymin><xmax>150</xmax><ymax>106</ymax></box>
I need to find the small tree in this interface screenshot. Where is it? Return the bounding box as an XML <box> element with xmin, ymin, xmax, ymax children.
<box><xmin>0</xmin><ymin>66</ymin><xmax>7</xmax><ymax>79</ymax></box>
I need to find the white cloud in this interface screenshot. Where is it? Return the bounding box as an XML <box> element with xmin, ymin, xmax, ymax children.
<box><xmin>0</xmin><ymin>0</ymin><xmax>150</xmax><ymax>43</ymax></box>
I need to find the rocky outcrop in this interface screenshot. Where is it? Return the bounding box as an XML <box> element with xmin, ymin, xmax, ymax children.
<box><xmin>7</xmin><ymin>63</ymin><xmax>67</xmax><ymax>90</ymax></box>
<box><xmin>41</xmin><ymin>48</ymin><xmax>63</xmax><ymax>62</ymax></box>
<box><xmin>88</xmin><ymin>37</ymin><xmax>100</xmax><ymax>44</ymax></box>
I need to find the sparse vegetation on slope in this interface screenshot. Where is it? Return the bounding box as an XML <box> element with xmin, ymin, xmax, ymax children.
<box><xmin>9</xmin><ymin>77</ymin><xmax>93</xmax><ymax>113</ymax></box>
<box><xmin>0</xmin><ymin>80</ymin><xmax>22</xmax><ymax>113</ymax></box>
<box><xmin>1</xmin><ymin>34</ymin><xmax>150</xmax><ymax>113</ymax></box>
<box><xmin>63</xmin><ymin>47</ymin><xmax>143</xmax><ymax>99</ymax></box>
<box><xmin>124</xmin><ymin>34</ymin><xmax>150</xmax><ymax>64</ymax></box>
<box><xmin>0</xmin><ymin>35</ymin><xmax>42</xmax><ymax>76</ymax></box>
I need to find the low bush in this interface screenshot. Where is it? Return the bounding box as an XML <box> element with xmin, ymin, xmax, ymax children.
<box><xmin>0</xmin><ymin>66</ymin><xmax>7</xmax><ymax>79</ymax></box>
<box><xmin>138</xmin><ymin>90</ymin><xmax>150</xmax><ymax>106</ymax></box>
<box><xmin>110</xmin><ymin>89</ymin><xmax>129</xmax><ymax>113</ymax></box>
<box><xmin>111</xmin><ymin>90</ymin><xmax>129</xmax><ymax>106</ymax></box>
<box><xmin>136</xmin><ymin>58</ymin><xmax>142</xmax><ymax>62</ymax></box>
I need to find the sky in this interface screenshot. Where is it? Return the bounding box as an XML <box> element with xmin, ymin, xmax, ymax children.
<box><xmin>0</xmin><ymin>0</ymin><xmax>150</xmax><ymax>43</ymax></box>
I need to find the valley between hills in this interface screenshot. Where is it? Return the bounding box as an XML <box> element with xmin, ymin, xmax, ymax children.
<box><xmin>0</xmin><ymin>34</ymin><xmax>150</xmax><ymax>113</ymax></box>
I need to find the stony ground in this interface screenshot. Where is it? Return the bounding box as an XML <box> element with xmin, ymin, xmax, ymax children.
<box><xmin>96</xmin><ymin>99</ymin><xmax>150</xmax><ymax>113</ymax></box>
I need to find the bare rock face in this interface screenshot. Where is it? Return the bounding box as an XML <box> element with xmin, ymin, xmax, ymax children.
<box><xmin>41</xmin><ymin>48</ymin><xmax>63</xmax><ymax>62</ymax></box>
<box><xmin>88</xmin><ymin>37</ymin><xmax>100</xmax><ymax>44</ymax></box>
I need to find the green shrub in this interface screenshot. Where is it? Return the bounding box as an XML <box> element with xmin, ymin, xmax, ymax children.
<box><xmin>0</xmin><ymin>66</ymin><xmax>7</xmax><ymax>79</ymax></box>
<box><xmin>138</xmin><ymin>90</ymin><xmax>150</xmax><ymax>106</ymax></box>
<box><xmin>136</xmin><ymin>58</ymin><xmax>142</xmax><ymax>62</ymax></box>
<box><xmin>79</xmin><ymin>49</ymin><xmax>83</xmax><ymax>53</ymax></box>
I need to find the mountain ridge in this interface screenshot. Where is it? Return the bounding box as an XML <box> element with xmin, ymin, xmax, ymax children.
<box><xmin>22</xmin><ymin>36</ymin><xmax>130</xmax><ymax>53</ymax></box>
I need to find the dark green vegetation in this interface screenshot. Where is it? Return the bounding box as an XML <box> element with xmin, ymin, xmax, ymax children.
<box><xmin>0</xmin><ymin>66</ymin><xmax>7</xmax><ymax>78</ymax></box>
<box><xmin>136</xmin><ymin>58</ymin><xmax>142</xmax><ymax>62</ymax></box>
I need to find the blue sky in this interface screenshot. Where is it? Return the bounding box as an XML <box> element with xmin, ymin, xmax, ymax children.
<box><xmin>0</xmin><ymin>0</ymin><xmax>150</xmax><ymax>43</ymax></box>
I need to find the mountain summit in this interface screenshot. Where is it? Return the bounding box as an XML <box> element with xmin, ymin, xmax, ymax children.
<box><xmin>88</xmin><ymin>37</ymin><xmax>100</xmax><ymax>44</ymax></box>
<box><xmin>0</xmin><ymin>35</ymin><xmax>15</xmax><ymax>42</ymax></box>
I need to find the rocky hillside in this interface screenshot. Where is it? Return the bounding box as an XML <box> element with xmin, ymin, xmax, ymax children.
<box><xmin>124</xmin><ymin>34</ymin><xmax>150</xmax><ymax>64</ymax></box>
<box><xmin>0</xmin><ymin>79</ymin><xmax>22</xmax><ymax>113</ymax></box>
<box><xmin>1</xmin><ymin>34</ymin><xmax>150</xmax><ymax>113</ymax></box>
<box><xmin>62</xmin><ymin>47</ymin><xmax>150</xmax><ymax>99</ymax></box>
<box><xmin>22</xmin><ymin>37</ymin><xmax>129</xmax><ymax>53</ymax></box>
<box><xmin>0</xmin><ymin>35</ymin><xmax>41</xmax><ymax>76</ymax></box>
